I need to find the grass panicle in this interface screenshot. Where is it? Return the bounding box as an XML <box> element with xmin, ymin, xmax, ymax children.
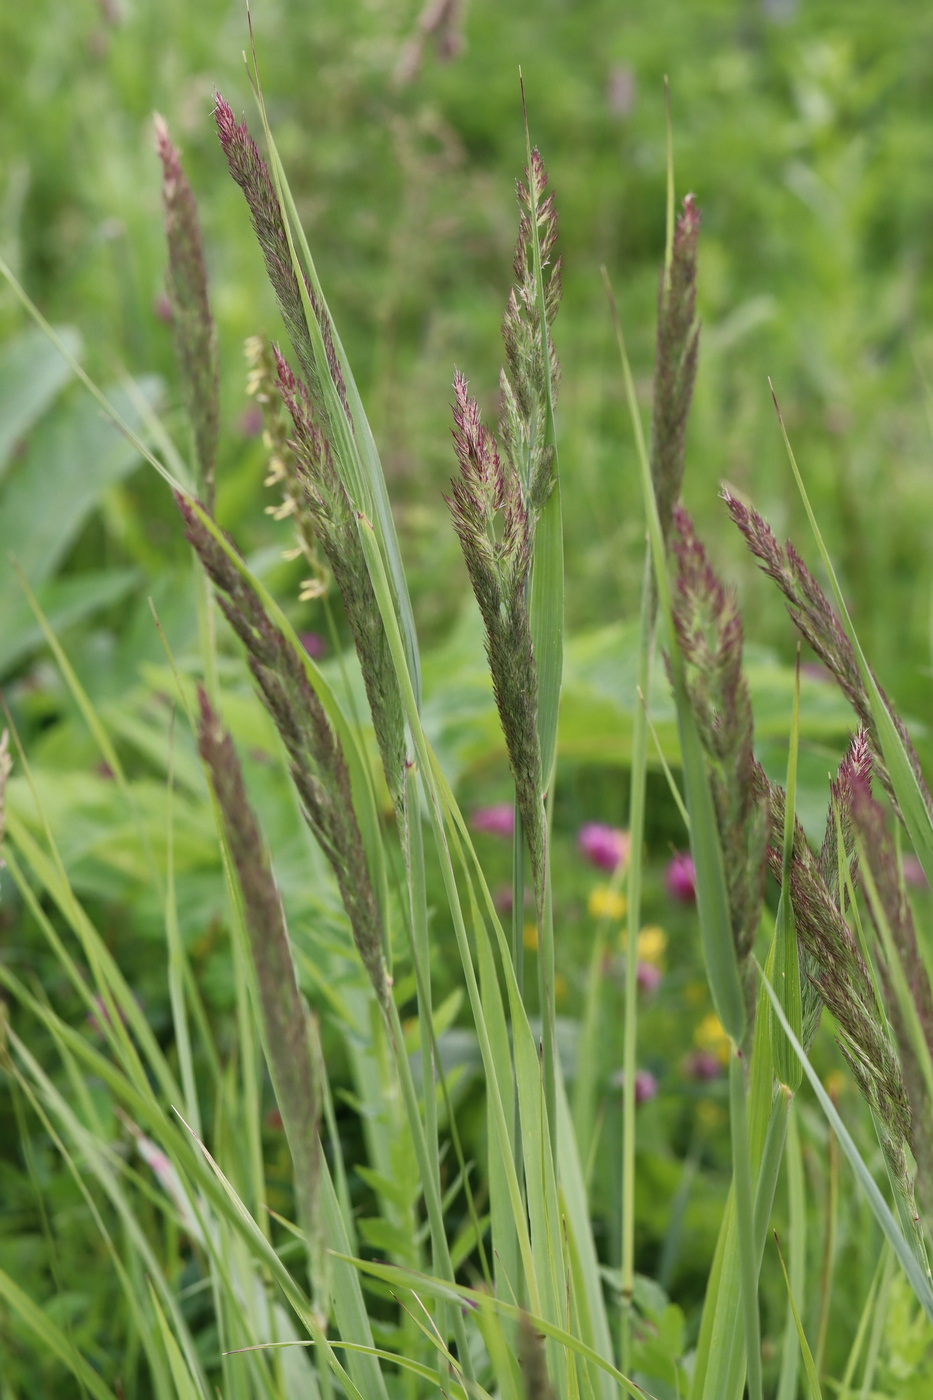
<box><xmin>196</xmin><ymin>688</ymin><xmax>326</xmax><ymax>1310</ymax></box>
<box><xmin>761</xmin><ymin>770</ymin><xmax>918</xmax><ymax>1220</ymax></box>
<box><xmin>669</xmin><ymin>503</ymin><xmax>768</xmax><ymax>1028</ymax></box>
<box><xmin>819</xmin><ymin>726</ymin><xmax>872</xmax><ymax>901</ymax></box>
<box><xmin>724</xmin><ymin>489</ymin><xmax>933</xmax><ymax>825</ymax></box>
<box><xmin>276</xmin><ymin>348</ymin><xmax>407</xmax><ymax>812</ymax></box>
<box><xmin>447</xmin><ymin>372</ymin><xmax>544</xmax><ymax>897</ymax></box>
<box><xmin>499</xmin><ymin>147</ymin><xmax>561</xmax><ymax>518</ymax></box>
<box><xmin>154</xmin><ymin>115</ymin><xmax>219</xmax><ymax>513</ymax></box>
<box><xmin>245</xmin><ymin>334</ymin><xmax>329</xmax><ymax>602</ymax></box>
<box><xmin>651</xmin><ymin>194</ymin><xmax>700</xmax><ymax>546</ymax></box>
<box><xmin>851</xmin><ymin>774</ymin><xmax>933</xmax><ymax>1219</ymax></box>
<box><xmin>214</xmin><ymin>93</ymin><xmax>350</xmax><ymax>433</ymax></box>
<box><xmin>177</xmin><ymin>494</ymin><xmax>390</xmax><ymax>1013</ymax></box>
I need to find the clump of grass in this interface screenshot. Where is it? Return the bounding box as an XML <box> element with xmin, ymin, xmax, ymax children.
<box><xmin>7</xmin><ymin>60</ymin><xmax>933</xmax><ymax>1400</ymax></box>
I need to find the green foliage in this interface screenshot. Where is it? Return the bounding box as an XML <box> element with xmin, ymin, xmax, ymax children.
<box><xmin>4</xmin><ymin>2</ymin><xmax>933</xmax><ymax>1397</ymax></box>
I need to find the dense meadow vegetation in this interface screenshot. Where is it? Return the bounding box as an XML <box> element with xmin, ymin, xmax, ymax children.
<box><xmin>4</xmin><ymin>0</ymin><xmax>933</xmax><ymax>1395</ymax></box>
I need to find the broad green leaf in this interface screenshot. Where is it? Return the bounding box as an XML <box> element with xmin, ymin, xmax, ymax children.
<box><xmin>0</xmin><ymin>567</ymin><xmax>139</xmax><ymax>678</ymax></box>
<box><xmin>0</xmin><ymin>378</ymin><xmax>159</xmax><ymax>588</ymax></box>
<box><xmin>0</xmin><ymin>324</ymin><xmax>80</xmax><ymax>478</ymax></box>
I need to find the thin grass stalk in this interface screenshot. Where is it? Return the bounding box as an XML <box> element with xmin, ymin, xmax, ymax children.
<box><xmin>729</xmin><ymin>1049</ymin><xmax>763</xmax><ymax>1400</ymax></box>
<box><xmin>814</xmin><ymin>1091</ymin><xmax>839</xmax><ymax>1379</ymax></box>
<box><xmin>619</xmin><ymin>546</ymin><xmax>653</xmax><ymax>1372</ymax></box>
<box><xmin>776</xmin><ymin>1102</ymin><xmax>805</xmax><ymax>1400</ymax></box>
<box><xmin>356</xmin><ymin>513</ymin><xmax>555</xmax><ymax>1318</ymax></box>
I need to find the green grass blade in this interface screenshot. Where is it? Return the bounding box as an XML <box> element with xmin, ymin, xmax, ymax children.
<box><xmin>620</xmin><ymin>548</ymin><xmax>654</xmax><ymax>1370</ymax></box>
<box><xmin>148</xmin><ymin>1284</ymin><xmax>208</xmax><ymax>1400</ymax></box>
<box><xmin>776</xmin><ymin>1103</ymin><xmax>806</xmax><ymax>1400</ymax></box>
<box><xmin>771</xmin><ymin>654</ymin><xmax>803</xmax><ymax>1092</ymax></box>
<box><xmin>729</xmin><ymin>1049</ymin><xmax>763</xmax><ymax>1400</ymax></box>
<box><xmin>773</xmin><ymin>1227</ymin><xmax>821</xmax><ymax>1400</ymax></box>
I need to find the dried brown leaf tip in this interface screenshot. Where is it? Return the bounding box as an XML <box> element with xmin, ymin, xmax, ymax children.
<box><xmin>723</xmin><ymin>489</ymin><xmax>933</xmax><ymax>827</ymax></box>
<box><xmin>499</xmin><ymin>148</ymin><xmax>561</xmax><ymax>519</ymax></box>
<box><xmin>177</xmin><ymin>496</ymin><xmax>390</xmax><ymax>1012</ymax></box>
<box><xmin>213</xmin><ymin>93</ymin><xmax>349</xmax><ymax>435</ymax></box>
<box><xmin>447</xmin><ymin>372</ymin><xmax>544</xmax><ymax>893</ymax></box>
<box><xmin>154</xmin><ymin>114</ymin><xmax>218</xmax><ymax>512</ymax></box>
<box><xmin>651</xmin><ymin>195</ymin><xmax>701</xmax><ymax>545</ymax></box>
<box><xmin>670</xmin><ymin>504</ymin><xmax>768</xmax><ymax>1023</ymax></box>
<box><xmin>850</xmin><ymin>774</ymin><xmax>933</xmax><ymax>1220</ymax></box>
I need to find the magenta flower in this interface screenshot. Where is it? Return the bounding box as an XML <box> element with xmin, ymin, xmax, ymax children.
<box><xmin>666</xmin><ymin>851</ymin><xmax>696</xmax><ymax>903</ymax></box>
<box><xmin>470</xmin><ymin>803</ymin><xmax>515</xmax><ymax>838</ymax></box>
<box><xmin>637</xmin><ymin>962</ymin><xmax>662</xmax><ymax>995</ymax></box>
<box><xmin>683</xmin><ymin>1049</ymin><xmax>722</xmax><ymax>1082</ymax></box>
<box><xmin>299</xmin><ymin>632</ymin><xmax>326</xmax><ymax>660</ymax></box>
<box><xmin>611</xmin><ymin>1068</ymin><xmax>658</xmax><ymax>1104</ymax></box>
<box><xmin>238</xmin><ymin>403</ymin><xmax>264</xmax><ymax>437</ymax></box>
<box><xmin>578</xmin><ymin>823</ymin><xmax>630</xmax><ymax>873</ymax></box>
<box><xmin>903</xmin><ymin>854</ymin><xmax>928</xmax><ymax>890</ymax></box>
<box><xmin>635</xmin><ymin>1069</ymin><xmax>658</xmax><ymax>1104</ymax></box>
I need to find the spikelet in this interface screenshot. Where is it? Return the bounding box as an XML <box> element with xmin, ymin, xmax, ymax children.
<box><xmin>669</xmin><ymin>505</ymin><xmax>768</xmax><ymax>1026</ymax></box>
<box><xmin>154</xmin><ymin>115</ymin><xmax>219</xmax><ymax>511</ymax></box>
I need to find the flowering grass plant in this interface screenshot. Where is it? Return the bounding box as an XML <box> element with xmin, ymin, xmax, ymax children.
<box><xmin>3</xmin><ymin>44</ymin><xmax>933</xmax><ymax>1400</ymax></box>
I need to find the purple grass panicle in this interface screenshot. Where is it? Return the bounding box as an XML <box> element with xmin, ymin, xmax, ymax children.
<box><xmin>850</xmin><ymin>774</ymin><xmax>933</xmax><ymax>1219</ymax></box>
<box><xmin>651</xmin><ymin>195</ymin><xmax>701</xmax><ymax>546</ymax></box>
<box><xmin>177</xmin><ymin>495</ymin><xmax>390</xmax><ymax>1013</ymax></box>
<box><xmin>274</xmin><ymin>348</ymin><xmax>406</xmax><ymax>812</ymax></box>
<box><xmin>155</xmin><ymin>115</ymin><xmax>219</xmax><ymax>512</ymax></box>
<box><xmin>196</xmin><ymin>689</ymin><xmax>326</xmax><ymax>1308</ymax></box>
<box><xmin>670</xmin><ymin>504</ymin><xmax>769</xmax><ymax>1026</ymax></box>
<box><xmin>723</xmin><ymin>488</ymin><xmax>933</xmax><ymax>828</ymax></box>
<box><xmin>446</xmin><ymin>371</ymin><xmax>544</xmax><ymax>895</ymax></box>
<box><xmin>214</xmin><ymin>94</ymin><xmax>349</xmax><ymax>433</ymax></box>
<box><xmin>760</xmin><ymin>767</ymin><xmax>920</xmax><ymax>1227</ymax></box>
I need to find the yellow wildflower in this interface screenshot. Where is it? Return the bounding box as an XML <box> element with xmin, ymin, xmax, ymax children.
<box><xmin>523</xmin><ymin>923</ymin><xmax>538</xmax><ymax>951</ymax></box>
<box><xmin>637</xmin><ymin>925</ymin><xmax>667</xmax><ymax>966</ymax></box>
<box><xmin>588</xmin><ymin>885</ymin><xmax>627</xmax><ymax>921</ymax></box>
<box><xmin>694</xmin><ymin>1012</ymin><xmax>730</xmax><ymax>1064</ymax></box>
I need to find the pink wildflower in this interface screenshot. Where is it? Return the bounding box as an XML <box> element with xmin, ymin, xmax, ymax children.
<box><xmin>578</xmin><ymin>823</ymin><xmax>630</xmax><ymax>873</ymax></box>
<box><xmin>683</xmin><ymin>1049</ymin><xmax>722</xmax><ymax>1082</ymax></box>
<box><xmin>903</xmin><ymin>854</ymin><xmax>928</xmax><ymax>890</ymax></box>
<box><xmin>299</xmin><ymin>632</ymin><xmax>326</xmax><ymax>660</ymax></box>
<box><xmin>611</xmin><ymin>1067</ymin><xmax>658</xmax><ymax>1104</ymax></box>
<box><xmin>666</xmin><ymin>850</ymin><xmax>696</xmax><ymax>903</ymax></box>
<box><xmin>637</xmin><ymin>962</ymin><xmax>662</xmax><ymax>995</ymax></box>
<box><xmin>471</xmin><ymin>803</ymin><xmax>515</xmax><ymax>838</ymax></box>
